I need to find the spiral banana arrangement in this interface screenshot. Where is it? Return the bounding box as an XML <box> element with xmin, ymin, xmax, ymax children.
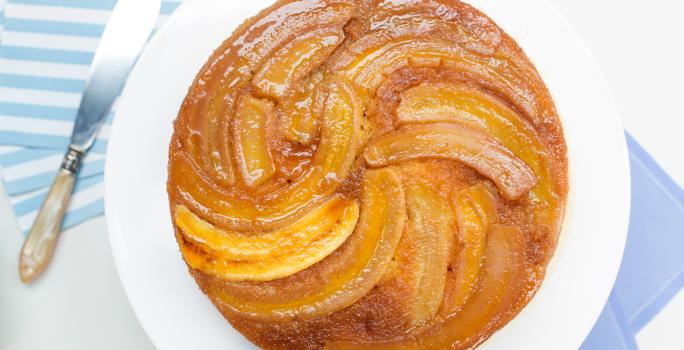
<box><xmin>167</xmin><ymin>0</ymin><xmax>568</xmax><ymax>349</ymax></box>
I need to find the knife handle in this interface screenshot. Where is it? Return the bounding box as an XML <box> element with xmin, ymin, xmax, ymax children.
<box><xmin>19</xmin><ymin>147</ymin><xmax>83</xmax><ymax>284</ymax></box>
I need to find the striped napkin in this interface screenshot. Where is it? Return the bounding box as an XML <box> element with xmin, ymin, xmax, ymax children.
<box><xmin>0</xmin><ymin>0</ymin><xmax>181</xmax><ymax>234</ymax></box>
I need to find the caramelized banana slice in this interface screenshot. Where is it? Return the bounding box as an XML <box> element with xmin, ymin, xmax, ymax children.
<box><xmin>280</xmin><ymin>71</ymin><xmax>323</xmax><ymax>145</ymax></box>
<box><xmin>179</xmin><ymin>93</ymin><xmax>236</xmax><ymax>186</ymax></box>
<box><xmin>330</xmin><ymin>14</ymin><xmax>547</xmax><ymax>120</ymax></box>
<box><xmin>396</xmin><ymin>82</ymin><xmax>563</xmax><ymax>231</ymax></box>
<box><xmin>328</xmin><ymin>225</ymin><xmax>527</xmax><ymax>349</ymax></box>
<box><xmin>417</xmin><ymin>225</ymin><xmax>527</xmax><ymax>349</ymax></box>
<box><xmin>335</xmin><ymin>37</ymin><xmax>532</xmax><ymax>103</ymax></box>
<box><xmin>207</xmin><ymin>168</ymin><xmax>406</xmax><ymax>319</ymax></box>
<box><xmin>176</xmin><ymin>197</ymin><xmax>359</xmax><ymax>282</ymax></box>
<box><xmin>233</xmin><ymin>95</ymin><xmax>276</xmax><ymax>187</ymax></box>
<box><xmin>254</xmin><ymin>29</ymin><xmax>344</xmax><ymax>98</ymax></box>
<box><xmin>441</xmin><ymin>183</ymin><xmax>497</xmax><ymax>317</ymax></box>
<box><xmin>175</xmin><ymin>196</ymin><xmax>356</xmax><ymax>260</ymax></box>
<box><xmin>402</xmin><ymin>179</ymin><xmax>452</xmax><ymax>326</ymax></box>
<box><xmin>172</xmin><ymin>78</ymin><xmax>363</xmax><ymax>231</ymax></box>
<box><xmin>364</xmin><ymin>123</ymin><xmax>537</xmax><ymax>200</ymax></box>
<box><xmin>341</xmin><ymin>40</ymin><xmax>462</xmax><ymax>92</ymax></box>
<box><xmin>315</xmin><ymin>79</ymin><xmax>365</xmax><ymax>178</ymax></box>
<box><xmin>397</xmin><ymin>82</ymin><xmax>483</xmax><ymax>126</ymax></box>
<box><xmin>185</xmin><ymin>0</ymin><xmax>354</xmax><ymax>186</ymax></box>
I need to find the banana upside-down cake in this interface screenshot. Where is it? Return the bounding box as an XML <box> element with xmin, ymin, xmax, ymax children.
<box><xmin>167</xmin><ymin>0</ymin><xmax>568</xmax><ymax>348</ymax></box>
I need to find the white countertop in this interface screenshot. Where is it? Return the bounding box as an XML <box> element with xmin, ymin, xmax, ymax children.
<box><xmin>1</xmin><ymin>0</ymin><xmax>682</xmax><ymax>349</ymax></box>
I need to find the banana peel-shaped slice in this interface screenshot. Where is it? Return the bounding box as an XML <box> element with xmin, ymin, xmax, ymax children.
<box><xmin>329</xmin><ymin>16</ymin><xmax>543</xmax><ymax>118</ymax></box>
<box><xmin>401</xmin><ymin>179</ymin><xmax>453</xmax><ymax>326</ymax></box>
<box><xmin>441</xmin><ymin>183</ymin><xmax>497</xmax><ymax>317</ymax></box>
<box><xmin>364</xmin><ymin>123</ymin><xmax>537</xmax><ymax>200</ymax></box>
<box><xmin>328</xmin><ymin>225</ymin><xmax>528</xmax><ymax>349</ymax></box>
<box><xmin>253</xmin><ymin>29</ymin><xmax>344</xmax><ymax>99</ymax></box>
<box><xmin>341</xmin><ymin>40</ymin><xmax>464</xmax><ymax>92</ymax></box>
<box><xmin>395</xmin><ymin>82</ymin><xmax>563</xmax><ymax>232</ymax></box>
<box><xmin>175</xmin><ymin>196</ymin><xmax>359</xmax><ymax>282</ymax></box>
<box><xmin>253</xmin><ymin>25</ymin><xmax>343</xmax><ymax>145</ymax></box>
<box><xmin>279</xmin><ymin>72</ymin><xmax>323</xmax><ymax>145</ymax></box>
<box><xmin>206</xmin><ymin>168</ymin><xmax>406</xmax><ymax>319</ymax></box>
<box><xmin>172</xmin><ymin>78</ymin><xmax>363</xmax><ymax>232</ymax></box>
<box><xmin>233</xmin><ymin>94</ymin><xmax>276</xmax><ymax>187</ymax></box>
<box><xmin>416</xmin><ymin>225</ymin><xmax>528</xmax><ymax>349</ymax></box>
<box><xmin>187</xmin><ymin>1</ymin><xmax>353</xmax><ymax>187</ymax></box>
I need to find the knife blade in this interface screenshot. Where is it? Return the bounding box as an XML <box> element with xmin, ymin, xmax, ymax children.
<box><xmin>18</xmin><ymin>0</ymin><xmax>161</xmax><ymax>284</ymax></box>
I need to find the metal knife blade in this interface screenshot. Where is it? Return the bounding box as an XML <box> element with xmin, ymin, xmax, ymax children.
<box><xmin>19</xmin><ymin>0</ymin><xmax>161</xmax><ymax>284</ymax></box>
<box><xmin>71</xmin><ymin>0</ymin><xmax>161</xmax><ymax>152</ymax></box>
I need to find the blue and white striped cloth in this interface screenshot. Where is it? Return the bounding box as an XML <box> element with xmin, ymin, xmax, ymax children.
<box><xmin>0</xmin><ymin>0</ymin><xmax>181</xmax><ymax>233</ymax></box>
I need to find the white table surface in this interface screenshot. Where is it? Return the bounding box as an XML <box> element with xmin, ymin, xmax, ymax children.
<box><xmin>1</xmin><ymin>0</ymin><xmax>682</xmax><ymax>349</ymax></box>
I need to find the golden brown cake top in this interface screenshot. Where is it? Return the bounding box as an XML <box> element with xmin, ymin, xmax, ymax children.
<box><xmin>167</xmin><ymin>0</ymin><xmax>568</xmax><ymax>349</ymax></box>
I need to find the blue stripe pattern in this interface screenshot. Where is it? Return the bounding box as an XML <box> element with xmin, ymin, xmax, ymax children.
<box><xmin>0</xmin><ymin>131</ymin><xmax>108</xmax><ymax>152</ymax></box>
<box><xmin>0</xmin><ymin>102</ymin><xmax>77</xmax><ymax>121</ymax></box>
<box><xmin>9</xmin><ymin>0</ymin><xmax>116</xmax><ymax>9</ymax></box>
<box><xmin>0</xmin><ymin>73</ymin><xmax>85</xmax><ymax>92</ymax></box>
<box><xmin>2</xmin><ymin>45</ymin><xmax>94</xmax><ymax>64</ymax></box>
<box><xmin>11</xmin><ymin>173</ymin><xmax>102</xmax><ymax>217</ymax></box>
<box><xmin>0</xmin><ymin>0</ymin><xmax>182</xmax><ymax>236</ymax></box>
<box><xmin>5</xmin><ymin>158</ymin><xmax>104</xmax><ymax>195</ymax></box>
<box><xmin>10</xmin><ymin>173</ymin><xmax>105</xmax><ymax>234</ymax></box>
<box><xmin>0</xmin><ymin>147</ymin><xmax>106</xmax><ymax>194</ymax></box>
<box><xmin>0</xmin><ymin>1</ymin><xmax>5</xmax><ymax>45</ymax></box>
<box><xmin>61</xmin><ymin>198</ymin><xmax>104</xmax><ymax>230</ymax></box>
<box><xmin>0</xmin><ymin>147</ymin><xmax>55</xmax><ymax>165</ymax></box>
<box><xmin>4</xmin><ymin>18</ymin><xmax>103</xmax><ymax>36</ymax></box>
<box><xmin>160</xmin><ymin>1</ymin><xmax>176</xmax><ymax>15</ymax></box>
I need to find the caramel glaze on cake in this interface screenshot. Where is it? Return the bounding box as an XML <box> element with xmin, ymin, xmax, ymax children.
<box><xmin>167</xmin><ymin>0</ymin><xmax>568</xmax><ymax>348</ymax></box>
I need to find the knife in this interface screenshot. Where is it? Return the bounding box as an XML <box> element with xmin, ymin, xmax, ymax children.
<box><xmin>18</xmin><ymin>0</ymin><xmax>161</xmax><ymax>284</ymax></box>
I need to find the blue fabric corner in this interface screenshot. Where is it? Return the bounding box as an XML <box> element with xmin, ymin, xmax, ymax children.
<box><xmin>581</xmin><ymin>133</ymin><xmax>684</xmax><ymax>349</ymax></box>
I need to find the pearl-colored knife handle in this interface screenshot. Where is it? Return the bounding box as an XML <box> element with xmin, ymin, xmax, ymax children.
<box><xmin>19</xmin><ymin>147</ymin><xmax>82</xmax><ymax>284</ymax></box>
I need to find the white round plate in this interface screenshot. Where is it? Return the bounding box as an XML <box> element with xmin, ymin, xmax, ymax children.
<box><xmin>105</xmin><ymin>0</ymin><xmax>631</xmax><ymax>349</ymax></box>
